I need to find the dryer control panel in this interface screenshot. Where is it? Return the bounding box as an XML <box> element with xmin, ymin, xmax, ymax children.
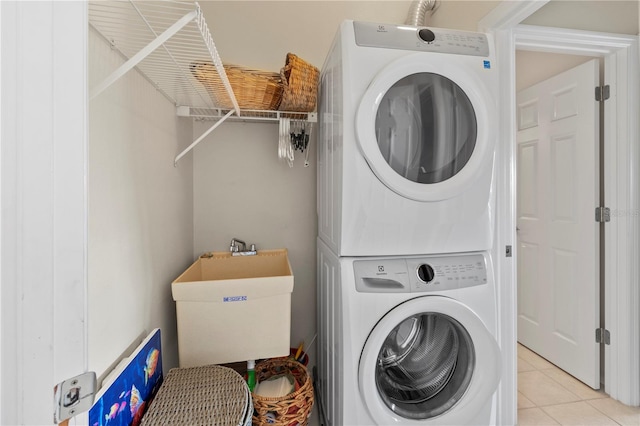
<box><xmin>354</xmin><ymin>253</ymin><xmax>487</xmax><ymax>293</ymax></box>
<box><xmin>353</xmin><ymin>21</ymin><xmax>490</xmax><ymax>57</ymax></box>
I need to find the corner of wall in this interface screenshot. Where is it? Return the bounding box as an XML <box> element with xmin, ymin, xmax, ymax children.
<box><xmin>88</xmin><ymin>29</ymin><xmax>196</xmax><ymax>376</ymax></box>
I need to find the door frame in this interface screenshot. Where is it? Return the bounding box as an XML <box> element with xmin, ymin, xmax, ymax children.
<box><xmin>1</xmin><ymin>2</ymin><xmax>88</xmax><ymax>424</ymax></box>
<box><xmin>479</xmin><ymin>2</ymin><xmax>640</xmax><ymax>424</ymax></box>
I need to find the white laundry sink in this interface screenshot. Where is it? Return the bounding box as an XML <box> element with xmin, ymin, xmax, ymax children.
<box><xmin>172</xmin><ymin>249</ymin><xmax>293</xmax><ymax>367</ymax></box>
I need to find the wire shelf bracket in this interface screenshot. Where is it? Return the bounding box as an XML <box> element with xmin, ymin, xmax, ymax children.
<box><xmin>89</xmin><ymin>1</ymin><xmax>240</xmax><ymax>114</ymax></box>
<box><xmin>89</xmin><ymin>1</ymin><xmax>243</xmax><ymax>166</ymax></box>
<box><xmin>174</xmin><ymin>110</ymin><xmax>235</xmax><ymax>166</ymax></box>
<box><xmin>90</xmin><ymin>9</ymin><xmax>195</xmax><ymax>100</ymax></box>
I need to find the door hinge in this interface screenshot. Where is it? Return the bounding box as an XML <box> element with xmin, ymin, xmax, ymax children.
<box><xmin>595</xmin><ymin>85</ymin><xmax>610</xmax><ymax>102</ymax></box>
<box><xmin>595</xmin><ymin>206</ymin><xmax>611</xmax><ymax>223</ymax></box>
<box><xmin>53</xmin><ymin>371</ymin><xmax>97</xmax><ymax>423</ymax></box>
<box><xmin>595</xmin><ymin>328</ymin><xmax>611</xmax><ymax>345</ymax></box>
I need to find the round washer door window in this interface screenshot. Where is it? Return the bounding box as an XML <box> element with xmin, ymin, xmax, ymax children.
<box><xmin>375</xmin><ymin>73</ymin><xmax>477</xmax><ymax>185</ymax></box>
<box><xmin>356</xmin><ymin>54</ymin><xmax>496</xmax><ymax>202</ymax></box>
<box><xmin>376</xmin><ymin>313</ymin><xmax>474</xmax><ymax>420</ymax></box>
<box><xmin>358</xmin><ymin>296</ymin><xmax>501</xmax><ymax>425</ymax></box>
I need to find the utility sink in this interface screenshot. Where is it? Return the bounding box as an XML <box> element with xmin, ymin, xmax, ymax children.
<box><xmin>172</xmin><ymin>249</ymin><xmax>293</xmax><ymax>367</ymax></box>
<box><xmin>174</xmin><ymin>249</ymin><xmax>293</xmax><ymax>284</ymax></box>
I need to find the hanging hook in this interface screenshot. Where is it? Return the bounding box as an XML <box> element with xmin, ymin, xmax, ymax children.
<box><xmin>304</xmin><ymin>120</ymin><xmax>313</xmax><ymax>167</ymax></box>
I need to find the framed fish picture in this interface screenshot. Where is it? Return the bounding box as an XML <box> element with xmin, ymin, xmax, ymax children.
<box><xmin>89</xmin><ymin>329</ymin><xmax>163</xmax><ymax>426</ymax></box>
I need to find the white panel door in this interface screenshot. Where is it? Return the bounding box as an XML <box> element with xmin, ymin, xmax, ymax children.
<box><xmin>1</xmin><ymin>2</ymin><xmax>88</xmax><ymax>424</ymax></box>
<box><xmin>516</xmin><ymin>59</ymin><xmax>600</xmax><ymax>388</ymax></box>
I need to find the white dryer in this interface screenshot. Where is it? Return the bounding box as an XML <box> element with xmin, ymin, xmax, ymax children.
<box><xmin>318</xmin><ymin>21</ymin><xmax>498</xmax><ymax>256</ymax></box>
<box><xmin>317</xmin><ymin>239</ymin><xmax>501</xmax><ymax>425</ymax></box>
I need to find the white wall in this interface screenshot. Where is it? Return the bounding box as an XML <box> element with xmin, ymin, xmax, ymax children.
<box><xmin>516</xmin><ymin>51</ymin><xmax>594</xmax><ymax>92</ymax></box>
<box><xmin>192</xmin><ymin>121</ymin><xmax>317</xmax><ymax>358</ymax></box>
<box><xmin>88</xmin><ymin>28</ymin><xmax>194</xmax><ymax>378</ymax></box>
<box><xmin>200</xmin><ymin>1</ymin><xmax>499</xmax><ymax>72</ymax></box>
<box><xmin>523</xmin><ymin>0</ymin><xmax>638</xmax><ymax>35</ymax></box>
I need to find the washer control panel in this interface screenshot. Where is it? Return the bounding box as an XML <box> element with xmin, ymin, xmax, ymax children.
<box><xmin>353</xmin><ymin>21</ymin><xmax>490</xmax><ymax>57</ymax></box>
<box><xmin>354</xmin><ymin>253</ymin><xmax>487</xmax><ymax>293</ymax></box>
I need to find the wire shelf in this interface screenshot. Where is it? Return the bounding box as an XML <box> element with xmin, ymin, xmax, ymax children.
<box><xmin>180</xmin><ymin>107</ymin><xmax>318</xmax><ymax>123</ymax></box>
<box><xmin>89</xmin><ymin>1</ymin><xmax>317</xmax><ymax>165</ymax></box>
<box><xmin>89</xmin><ymin>0</ymin><xmax>239</xmax><ymax>113</ymax></box>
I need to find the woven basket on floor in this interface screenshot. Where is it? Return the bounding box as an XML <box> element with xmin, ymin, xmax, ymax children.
<box><xmin>279</xmin><ymin>53</ymin><xmax>319</xmax><ymax>112</ymax></box>
<box><xmin>141</xmin><ymin>364</ymin><xmax>252</xmax><ymax>426</ymax></box>
<box><xmin>191</xmin><ymin>62</ymin><xmax>283</xmax><ymax>111</ymax></box>
<box><xmin>252</xmin><ymin>358</ymin><xmax>314</xmax><ymax>426</ymax></box>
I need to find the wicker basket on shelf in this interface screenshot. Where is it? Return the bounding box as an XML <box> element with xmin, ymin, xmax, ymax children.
<box><xmin>279</xmin><ymin>53</ymin><xmax>319</xmax><ymax>112</ymax></box>
<box><xmin>252</xmin><ymin>358</ymin><xmax>314</xmax><ymax>426</ymax></box>
<box><xmin>191</xmin><ymin>62</ymin><xmax>283</xmax><ymax>111</ymax></box>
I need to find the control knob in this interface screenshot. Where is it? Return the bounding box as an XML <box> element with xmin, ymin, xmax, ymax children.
<box><xmin>418</xmin><ymin>29</ymin><xmax>436</xmax><ymax>43</ymax></box>
<box><xmin>417</xmin><ymin>264</ymin><xmax>435</xmax><ymax>283</ymax></box>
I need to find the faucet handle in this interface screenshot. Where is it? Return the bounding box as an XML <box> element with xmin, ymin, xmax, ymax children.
<box><xmin>230</xmin><ymin>238</ymin><xmax>247</xmax><ymax>252</ymax></box>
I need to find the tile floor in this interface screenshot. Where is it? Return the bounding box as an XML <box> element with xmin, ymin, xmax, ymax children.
<box><xmin>518</xmin><ymin>343</ymin><xmax>640</xmax><ymax>425</ymax></box>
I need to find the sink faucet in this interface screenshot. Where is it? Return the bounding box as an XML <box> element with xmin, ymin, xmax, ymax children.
<box><xmin>229</xmin><ymin>238</ymin><xmax>257</xmax><ymax>256</ymax></box>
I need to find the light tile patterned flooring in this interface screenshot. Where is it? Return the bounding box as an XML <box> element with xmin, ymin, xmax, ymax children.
<box><xmin>518</xmin><ymin>343</ymin><xmax>640</xmax><ymax>425</ymax></box>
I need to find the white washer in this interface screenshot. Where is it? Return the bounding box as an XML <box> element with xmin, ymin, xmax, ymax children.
<box><xmin>317</xmin><ymin>239</ymin><xmax>501</xmax><ymax>425</ymax></box>
<box><xmin>318</xmin><ymin>21</ymin><xmax>498</xmax><ymax>256</ymax></box>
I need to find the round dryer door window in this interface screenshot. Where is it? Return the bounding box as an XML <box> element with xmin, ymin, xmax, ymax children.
<box><xmin>375</xmin><ymin>73</ymin><xmax>477</xmax><ymax>185</ymax></box>
<box><xmin>376</xmin><ymin>313</ymin><xmax>474</xmax><ymax>420</ymax></box>
<box><xmin>356</xmin><ymin>53</ymin><xmax>496</xmax><ymax>202</ymax></box>
<box><xmin>358</xmin><ymin>296</ymin><xmax>501</xmax><ymax>425</ymax></box>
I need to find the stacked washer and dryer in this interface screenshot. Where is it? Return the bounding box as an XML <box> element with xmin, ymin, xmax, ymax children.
<box><xmin>316</xmin><ymin>21</ymin><xmax>502</xmax><ymax>425</ymax></box>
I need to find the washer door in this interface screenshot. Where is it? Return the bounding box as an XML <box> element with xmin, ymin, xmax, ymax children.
<box><xmin>355</xmin><ymin>54</ymin><xmax>495</xmax><ymax>201</ymax></box>
<box><xmin>359</xmin><ymin>296</ymin><xmax>500</xmax><ymax>425</ymax></box>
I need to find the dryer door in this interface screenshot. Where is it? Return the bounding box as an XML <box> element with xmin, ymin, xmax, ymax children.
<box><xmin>358</xmin><ymin>296</ymin><xmax>500</xmax><ymax>425</ymax></box>
<box><xmin>355</xmin><ymin>53</ymin><xmax>496</xmax><ymax>201</ymax></box>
